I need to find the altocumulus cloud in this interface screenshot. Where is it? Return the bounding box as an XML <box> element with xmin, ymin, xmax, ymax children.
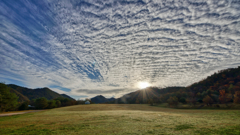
<box><xmin>0</xmin><ymin>0</ymin><xmax>240</xmax><ymax>98</ymax></box>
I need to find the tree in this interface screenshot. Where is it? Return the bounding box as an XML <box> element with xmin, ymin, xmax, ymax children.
<box><xmin>219</xmin><ymin>90</ymin><xmax>232</xmax><ymax>106</ymax></box>
<box><xmin>47</xmin><ymin>100</ymin><xmax>56</xmax><ymax>109</ymax></box>
<box><xmin>228</xmin><ymin>84</ymin><xmax>234</xmax><ymax>94</ymax></box>
<box><xmin>148</xmin><ymin>98</ymin><xmax>154</xmax><ymax>106</ymax></box>
<box><xmin>186</xmin><ymin>98</ymin><xmax>197</xmax><ymax>106</ymax></box>
<box><xmin>0</xmin><ymin>83</ymin><xmax>18</xmax><ymax>112</ymax></box>
<box><xmin>179</xmin><ymin>97</ymin><xmax>186</xmax><ymax>104</ymax></box>
<box><xmin>167</xmin><ymin>96</ymin><xmax>178</xmax><ymax>107</ymax></box>
<box><xmin>18</xmin><ymin>101</ymin><xmax>29</xmax><ymax>110</ymax></box>
<box><xmin>201</xmin><ymin>91</ymin><xmax>207</xmax><ymax>98</ymax></box>
<box><xmin>55</xmin><ymin>100</ymin><xmax>61</xmax><ymax>107</ymax></box>
<box><xmin>196</xmin><ymin>92</ymin><xmax>202</xmax><ymax>99</ymax></box>
<box><xmin>234</xmin><ymin>91</ymin><xmax>240</xmax><ymax>104</ymax></box>
<box><xmin>76</xmin><ymin>99</ymin><xmax>85</xmax><ymax>104</ymax></box>
<box><xmin>30</xmin><ymin>99</ymin><xmax>36</xmax><ymax>106</ymax></box>
<box><xmin>55</xmin><ymin>97</ymin><xmax>72</xmax><ymax>106</ymax></box>
<box><xmin>35</xmin><ymin>97</ymin><xmax>48</xmax><ymax>109</ymax></box>
<box><xmin>135</xmin><ymin>98</ymin><xmax>139</xmax><ymax>104</ymax></box>
<box><xmin>233</xmin><ymin>86</ymin><xmax>240</xmax><ymax>92</ymax></box>
<box><xmin>70</xmin><ymin>100</ymin><xmax>77</xmax><ymax>105</ymax></box>
<box><xmin>159</xmin><ymin>95</ymin><xmax>164</xmax><ymax>103</ymax></box>
<box><xmin>203</xmin><ymin>95</ymin><xmax>213</xmax><ymax>106</ymax></box>
<box><xmin>153</xmin><ymin>97</ymin><xmax>160</xmax><ymax>104</ymax></box>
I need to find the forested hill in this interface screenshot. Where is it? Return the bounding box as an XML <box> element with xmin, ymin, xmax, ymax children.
<box><xmin>61</xmin><ymin>94</ymin><xmax>75</xmax><ymax>100</ymax></box>
<box><xmin>9</xmin><ymin>88</ymin><xmax>30</xmax><ymax>102</ymax></box>
<box><xmin>111</xmin><ymin>66</ymin><xmax>240</xmax><ymax>104</ymax></box>
<box><xmin>186</xmin><ymin>66</ymin><xmax>240</xmax><ymax>92</ymax></box>
<box><xmin>7</xmin><ymin>84</ymin><xmax>74</xmax><ymax>101</ymax></box>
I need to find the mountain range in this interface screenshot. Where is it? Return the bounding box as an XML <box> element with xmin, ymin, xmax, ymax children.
<box><xmin>7</xmin><ymin>66</ymin><xmax>240</xmax><ymax>104</ymax></box>
<box><xmin>8</xmin><ymin>84</ymin><xmax>74</xmax><ymax>102</ymax></box>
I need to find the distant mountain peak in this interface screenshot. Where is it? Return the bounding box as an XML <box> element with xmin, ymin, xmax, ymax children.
<box><xmin>91</xmin><ymin>95</ymin><xmax>115</xmax><ymax>103</ymax></box>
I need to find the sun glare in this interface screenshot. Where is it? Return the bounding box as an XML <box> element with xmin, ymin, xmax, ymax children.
<box><xmin>138</xmin><ymin>82</ymin><xmax>150</xmax><ymax>89</ymax></box>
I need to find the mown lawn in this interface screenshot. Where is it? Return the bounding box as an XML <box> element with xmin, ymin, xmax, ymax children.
<box><xmin>0</xmin><ymin>104</ymin><xmax>240</xmax><ymax>135</ymax></box>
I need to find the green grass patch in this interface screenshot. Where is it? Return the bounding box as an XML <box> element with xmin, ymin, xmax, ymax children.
<box><xmin>132</xmin><ymin>118</ymin><xmax>141</xmax><ymax>121</ymax></box>
<box><xmin>174</xmin><ymin>124</ymin><xmax>194</xmax><ymax>130</ymax></box>
<box><xmin>155</xmin><ymin>124</ymin><xmax>163</xmax><ymax>127</ymax></box>
<box><xmin>195</xmin><ymin>126</ymin><xmax>240</xmax><ymax>135</ymax></box>
<box><xmin>0</xmin><ymin>113</ymin><xmax>34</xmax><ymax>122</ymax></box>
<box><xmin>146</xmin><ymin>130</ymin><xmax>155</xmax><ymax>134</ymax></box>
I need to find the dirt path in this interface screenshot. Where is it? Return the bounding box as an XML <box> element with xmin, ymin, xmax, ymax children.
<box><xmin>0</xmin><ymin>110</ymin><xmax>43</xmax><ymax>117</ymax></box>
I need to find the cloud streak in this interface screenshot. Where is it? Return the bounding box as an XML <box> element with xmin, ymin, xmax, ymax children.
<box><xmin>0</xmin><ymin>0</ymin><xmax>240</xmax><ymax>98</ymax></box>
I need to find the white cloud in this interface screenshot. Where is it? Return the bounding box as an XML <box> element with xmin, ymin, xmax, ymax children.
<box><xmin>0</xmin><ymin>0</ymin><xmax>240</xmax><ymax>98</ymax></box>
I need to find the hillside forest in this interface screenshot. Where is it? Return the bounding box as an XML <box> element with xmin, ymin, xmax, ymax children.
<box><xmin>0</xmin><ymin>83</ymin><xmax>79</xmax><ymax>112</ymax></box>
<box><xmin>109</xmin><ymin>66</ymin><xmax>240</xmax><ymax>108</ymax></box>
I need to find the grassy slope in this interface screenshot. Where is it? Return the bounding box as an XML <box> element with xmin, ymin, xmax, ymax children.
<box><xmin>0</xmin><ymin>104</ymin><xmax>240</xmax><ymax>135</ymax></box>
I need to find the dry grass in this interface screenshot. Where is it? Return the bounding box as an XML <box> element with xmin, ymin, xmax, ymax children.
<box><xmin>0</xmin><ymin>104</ymin><xmax>240</xmax><ymax>135</ymax></box>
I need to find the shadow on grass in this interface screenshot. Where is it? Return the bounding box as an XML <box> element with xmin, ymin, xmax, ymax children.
<box><xmin>174</xmin><ymin>124</ymin><xmax>194</xmax><ymax>131</ymax></box>
<box><xmin>59</xmin><ymin>124</ymin><xmax>95</xmax><ymax>131</ymax></box>
<box><xmin>195</xmin><ymin>125</ymin><xmax>240</xmax><ymax>135</ymax></box>
<box><xmin>0</xmin><ymin>127</ymin><xmax>53</xmax><ymax>135</ymax></box>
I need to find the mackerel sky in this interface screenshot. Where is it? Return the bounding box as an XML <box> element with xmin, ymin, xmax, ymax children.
<box><xmin>0</xmin><ymin>0</ymin><xmax>240</xmax><ymax>99</ymax></box>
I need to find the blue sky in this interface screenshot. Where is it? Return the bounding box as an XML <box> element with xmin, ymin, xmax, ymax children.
<box><xmin>0</xmin><ymin>0</ymin><xmax>240</xmax><ymax>99</ymax></box>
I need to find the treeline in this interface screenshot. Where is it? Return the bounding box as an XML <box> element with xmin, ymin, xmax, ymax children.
<box><xmin>17</xmin><ymin>97</ymin><xmax>94</xmax><ymax>111</ymax></box>
<box><xmin>19</xmin><ymin>97</ymin><xmax>77</xmax><ymax>110</ymax></box>
<box><xmin>108</xmin><ymin>66</ymin><xmax>240</xmax><ymax>108</ymax></box>
<box><xmin>0</xmin><ymin>83</ymin><xmax>77</xmax><ymax>112</ymax></box>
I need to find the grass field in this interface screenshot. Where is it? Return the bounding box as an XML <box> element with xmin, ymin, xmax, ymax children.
<box><xmin>0</xmin><ymin>104</ymin><xmax>240</xmax><ymax>135</ymax></box>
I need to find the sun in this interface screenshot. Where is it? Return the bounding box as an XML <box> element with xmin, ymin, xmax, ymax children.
<box><xmin>138</xmin><ymin>82</ymin><xmax>150</xmax><ymax>89</ymax></box>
